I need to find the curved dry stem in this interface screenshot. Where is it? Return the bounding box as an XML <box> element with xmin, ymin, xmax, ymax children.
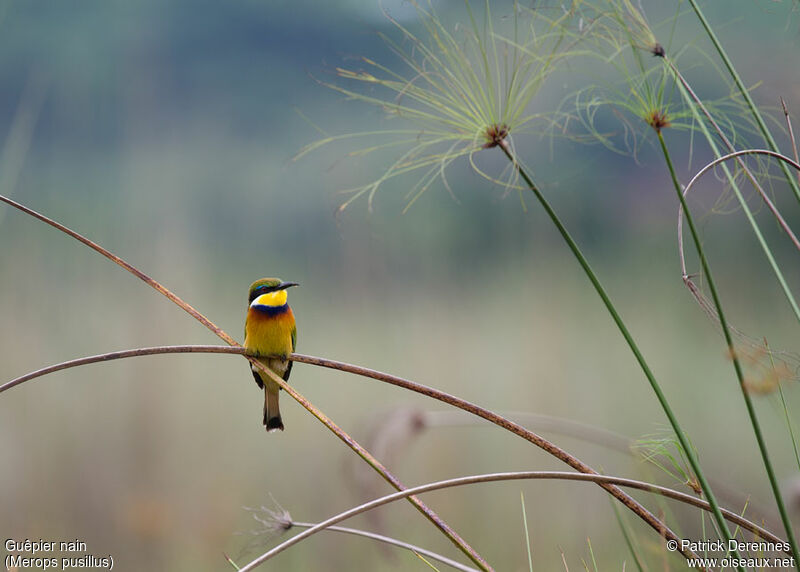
<box><xmin>677</xmin><ymin>148</ymin><xmax>800</xmax><ymax>278</ymax></box>
<box><xmin>685</xmin><ymin>0</ymin><xmax>800</xmax><ymax>205</ymax></box>
<box><xmin>782</xmin><ymin>98</ymin><xmax>800</xmax><ymax>186</ymax></box>
<box><xmin>0</xmin><ymin>194</ymin><xmax>492</xmax><ymax>572</ymax></box>
<box><xmin>667</xmin><ymin>63</ymin><xmax>800</xmax><ymax>256</ymax></box>
<box><xmin>241</xmin><ymin>470</ymin><xmax>787</xmax><ymax>571</ymax></box>
<box><xmin>3</xmin><ymin>344</ymin><xmax>699</xmax><ymax>562</ymax></box>
<box><xmin>0</xmin><ymin>194</ymin><xmax>236</xmax><ymax>344</ymax></box>
<box><xmin>297</xmin><ymin>524</ymin><xmax>476</xmax><ymax>571</ymax></box>
<box><xmin>248</xmin><ymin>516</ymin><xmax>479</xmax><ymax>572</ymax></box>
<box><xmin>0</xmin><ymin>345</ymin><xmax>246</xmax><ymax>393</ymax></box>
<box><xmin>3</xmin><ymin>344</ymin><xmax>780</xmax><ymax>534</ymax></box>
<box><xmin>676</xmin><ymin>147</ymin><xmax>800</xmax><ymax>383</ymax></box>
<box><xmin>247</xmin><ymin>361</ymin><xmax>492</xmax><ymax>570</ymax></box>
<box><xmin>422</xmin><ymin>409</ymin><xmax>779</xmax><ymax>527</ymax></box>
<box><xmin>662</xmin><ymin>136</ymin><xmax>800</xmax><ymax>567</ymax></box>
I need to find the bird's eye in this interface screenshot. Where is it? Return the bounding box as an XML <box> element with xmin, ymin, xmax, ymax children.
<box><xmin>250</xmin><ymin>285</ymin><xmax>272</xmax><ymax>303</ymax></box>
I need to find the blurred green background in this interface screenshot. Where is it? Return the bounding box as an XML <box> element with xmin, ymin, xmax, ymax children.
<box><xmin>2</xmin><ymin>1</ymin><xmax>800</xmax><ymax>570</ymax></box>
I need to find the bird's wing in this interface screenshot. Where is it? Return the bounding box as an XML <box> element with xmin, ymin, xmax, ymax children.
<box><xmin>283</xmin><ymin>360</ymin><xmax>293</xmax><ymax>381</ymax></box>
<box><xmin>251</xmin><ymin>367</ymin><xmax>264</xmax><ymax>389</ymax></box>
<box><xmin>244</xmin><ymin>313</ymin><xmax>263</xmax><ymax>388</ymax></box>
<box><xmin>283</xmin><ymin>325</ymin><xmax>297</xmax><ymax>381</ymax></box>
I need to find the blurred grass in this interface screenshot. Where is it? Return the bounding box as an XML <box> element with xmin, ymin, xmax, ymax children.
<box><xmin>2</xmin><ymin>0</ymin><xmax>800</xmax><ymax>570</ymax></box>
<box><xmin>3</xmin><ymin>205</ymin><xmax>798</xmax><ymax>569</ymax></box>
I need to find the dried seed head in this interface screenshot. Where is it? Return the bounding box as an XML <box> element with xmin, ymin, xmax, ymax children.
<box><xmin>651</xmin><ymin>43</ymin><xmax>665</xmax><ymax>58</ymax></box>
<box><xmin>730</xmin><ymin>343</ymin><xmax>795</xmax><ymax>396</ymax></box>
<box><xmin>686</xmin><ymin>476</ymin><xmax>703</xmax><ymax>496</ymax></box>
<box><xmin>483</xmin><ymin>123</ymin><xmax>509</xmax><ymax>148</ymax></box>
<box><xmin>645</xmin><ymin>109</ymin><xmax>671</xmax><ymax>133</ymax></box>
<box><xmin>246</xmin><ymin>503</ymin><xmax>293</xmax><ymax>535</ymax></box>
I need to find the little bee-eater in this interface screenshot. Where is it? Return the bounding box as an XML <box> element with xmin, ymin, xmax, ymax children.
<box><xmin>244</xmin><ymin>278</ymin><xmax>298</xmax><ymax>432</ymax></box>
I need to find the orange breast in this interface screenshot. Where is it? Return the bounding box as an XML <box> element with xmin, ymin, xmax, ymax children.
<box><xmin>244</xmin><ymin>306</ymin><xmax>296</xmax><ymax>358</ymax></box>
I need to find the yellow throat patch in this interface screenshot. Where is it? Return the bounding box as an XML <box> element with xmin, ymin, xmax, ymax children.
<box><xmin>251</xmin><ymin>289</ymin><xmax>288</xmax><ymax>308</ymax></box>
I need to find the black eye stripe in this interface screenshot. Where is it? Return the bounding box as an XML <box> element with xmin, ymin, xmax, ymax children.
<box><xmin>248</xmin><ymin>285</ymin><xmax>280</xmax><ymax>303</ymax></box>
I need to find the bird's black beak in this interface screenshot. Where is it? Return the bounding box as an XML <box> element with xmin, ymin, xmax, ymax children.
<box><xmin>277</xmin><ymin>281</ymin><xmax>299</xmax><ymax>290</ymax></box>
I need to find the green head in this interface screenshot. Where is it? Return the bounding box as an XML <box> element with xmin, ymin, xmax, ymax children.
<box><xmin>248</xmin><ymin>277</ymin><xmax>299</xmax><ymax>306</ymax></box>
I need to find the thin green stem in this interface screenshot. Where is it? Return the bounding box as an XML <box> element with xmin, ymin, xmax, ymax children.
<box><xmin>496</xmin><ymin>139</ymin><xmax>735</xmax><ymax>561</ymax></box>
<box><xmin>658</xmin><ymin>131</ymin><xmax>800</xmax><ymax>569</ymax></box>
<box><xmin>665</xmin><ymin>58</ymin><xmax>800</xmax><ymax>324</ymax></box>
<box><xmin>771</xmin><ymin>340</ymin><xmax>800</xmax><ymax>473</ymax></box>
<box><xmin>224</xmin><ymin>553</ymin><xmax>242</xmax><ymax>571</ymax></box>
<box><xmin>686</xmin><ymin>0</ymin><xmax>800</xmax><ymax>205</ymax></box>
<box><xmin>611</xmin><ymin>501</ymin><xmax>645</xmax><ymax>572</ymax></box>
<box><xmin>779</xmin><ymin>382</ymin><xmax>800</xmax><ymax>472</ymax></box>
<box><xmin>520</xmin><ymin>493</ymin><xmax>533</xmax><ymax>572</ymax></box>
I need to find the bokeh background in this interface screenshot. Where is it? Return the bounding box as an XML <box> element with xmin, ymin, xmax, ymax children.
<box><xmin>2</xmin><ymin>1</ymin><xmax>800</xmax><ymax>570</ymax></box>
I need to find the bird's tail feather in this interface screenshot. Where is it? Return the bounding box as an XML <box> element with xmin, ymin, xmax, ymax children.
<box><xmin>264</xmin><ymin>388</ymin><xmax>284</xmax><ymax>432</ymax></box>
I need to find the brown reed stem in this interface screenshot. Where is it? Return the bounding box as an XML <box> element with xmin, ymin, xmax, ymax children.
<box><xmin>0</xmin><ymin>193</ymin><xmax>492</xmax><ymax>572</ymax></box>
<box><xmin>242</xmin><ymin>470</ymin><xmax>789</xmax><ymax>571</ymax></box>
<box><xmin>0</xmin><ymin>195</ymin><xmax>237</xmax><ymax>344</ymax></box>
<box><xmin>2</xmin><ymin>344</ymin><xmax>704</xmax><ymax>563</ymax></box>
<box><xmin>294</xmin><ymin>524</ymin><xmax>477</xmax><ymax>572</ymax></box>
<box><xmin>250</xmin><ymin>360</ymin><xmax>492</xmax><ymax>570</ymax></box>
